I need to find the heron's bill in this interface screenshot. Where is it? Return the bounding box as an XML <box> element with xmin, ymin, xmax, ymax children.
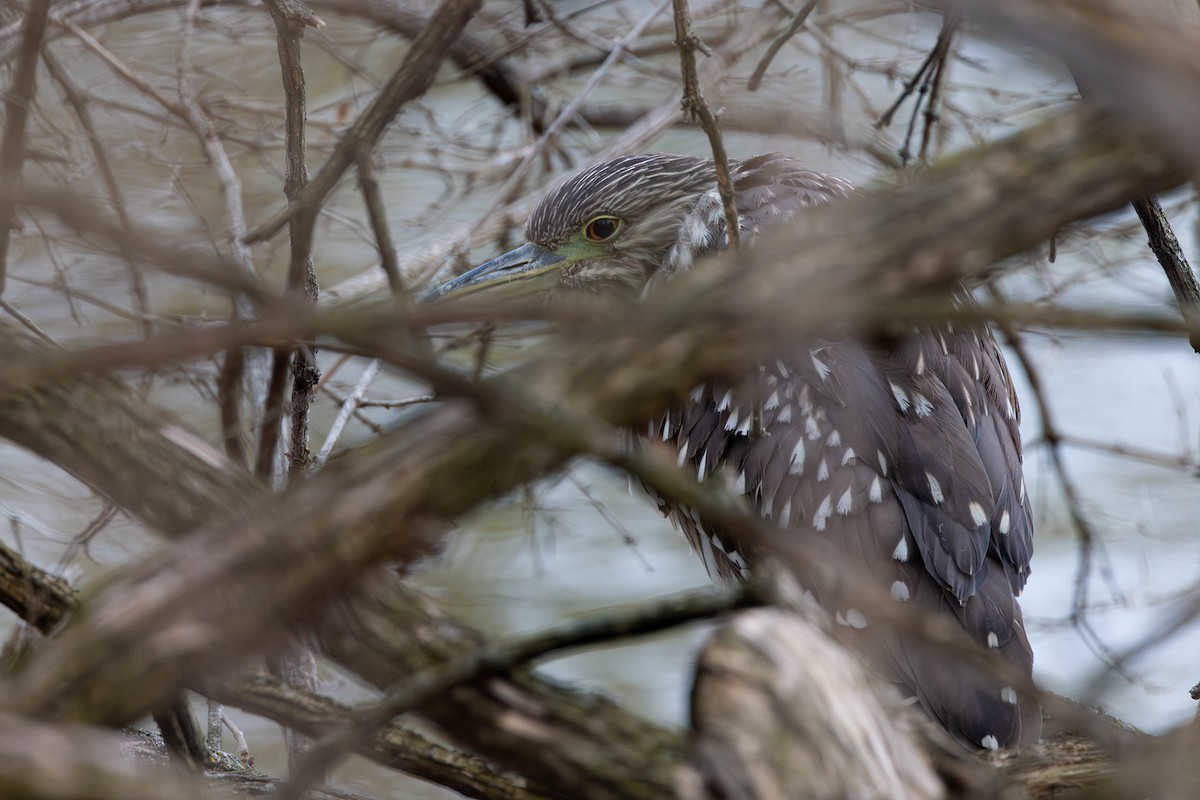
<box><xmin>423</xmin><ymin>242</ymin><xmax>564</xmax><ymax>301</ymax></box>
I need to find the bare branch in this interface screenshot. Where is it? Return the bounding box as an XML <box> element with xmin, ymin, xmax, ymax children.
<box><xmin>1132</xmin><ymin>194</ymin><xmax>1200</xmax><ymax>353</ymax></box>
<box><xmin>0</xmin><ymin>0</ymin><xmax>50</xmax><ymax>293</ymax></box>
<box><xmin>245</xmin><ymin>0</ymin><xmax>484</xmax><ymax>243</ymax></box>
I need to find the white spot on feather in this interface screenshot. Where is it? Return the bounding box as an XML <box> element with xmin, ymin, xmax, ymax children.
<box><xmin>788</xmin><ymin>440</ymin><xmax>806</xmax><ymax>476</ymax></box>
<box><xmin>810</xmin><ymin>351</ymin><xmax>831</xmax><ymax>381</ymax></box>
<box><xmin>827</xmin><ymin>429</ymin><xmax>842</xmax><ymax>448</ymax></box>
<box><xmin>869</xmin><ymin>475</ymin><xmax>883</xmax><ymax>503</ymax></box>
<box><xmin>677</xmin><ymin>442</ymin><xmax>689</xmax><ymax>468</ymax></box>
<box><xmin>777</xmin><ymin>406</ymin><xmax>792</xmax><ymax>423</ymax></box>
<box><xmin>698</xmin><ymin>529</ymin><xmax>720</xmax><ymax>575</ymax></box>
<box><xmin>845</xmin><ymin>608</ymin><xmax>868</xmax><ymax>628</ymax></box>
<box><xmin>889</xmin><ymin>381</ymin><xmax>910</xmax><ymax>412</ymax></box>
<box><xmin>813</xmin><ymin>494</ymin><xmax>832</xmax><ymax>530</ymax></box>
<box><xmin>999</xmin><ymin>510</ymin><xmax>1011</xmax><ymax>534</ymax></box>
<box><xmin>969</xmin><ymin>501</ymin><xmax>988</xmax><ymax>527</ymax></box>
<box><xmin>981</xmin><ymin>735</ymin><xmax>999</xmax><ymax>751</ymax></box>
<box><xmin>986</xmin><ymin>631</ymin><xmax>1000</xmax><ymax>648</ymax></box>
<box><xmin>837</xmin><ymin>487</ymin><xmax>853</xmax><ymax>514</ymax></box>
<box><xmin>877</xmin><ymin>451</ymin><xmax>888</xmax><ymax>476</ymax></box>
<box><xmin>764</xmin><ymin>390</ymin><xmax>780</xmax><ymax>410</ymax></box>
<box><xmin>926</xmin><ymin>472</ymin><xmax>944</xmax><ymax>504</ymax></box>
<box><xmin>893</xmin><ymin>537</ymin><xmax>910</xmax><ymax>562</ymax></box>
<box><xmin>779</xmin><ymin>498</ymin><xmax>792</xmax><ymax>527</ymax></box>
<box><xmin>841</xmin><ymin>447</ymin><xmax>856</xmax><ymax>466</ymax></box>
<box><xmin>891</xmin><ymin>580</ymin><xmax>910</xmax><ymax>601</ymax></box>
<box><xmin>689</xmin><ymin>386</ymin><xmax>704</xmax><ymax>403</ymax></box>
<box><xmin>805</xmin><ymin>415</ymin><xmax>821</xmax><ymax>440</ymax></box>
<box><xmin>913</xmin><ymin>393</ymin><xmax>933</xmax><ymax>417</ymax></box>
<box><xmin>817</xmin><ymin>458</ymin><xmax>830</xmax><ymax>482</ymax></box>
<box><xmin>797</xmin><ymin>384</ymin><xmax>813</xmax><ymax>414</ymax></box>
<box><xmin>915</xmin><ymin>350</ymin><xmax>926</xmax><ymax>375</ymax></box>
<box><xmin>1001</xmin><ymin>687</ymin><xmax>1018</xmax><ymax>705</ymax></box>
<box><xmin>724</xmin><ymin>408</ymin><xmax>740</xmax><ymax>432</ymax></box>
<box><xmin>717</xmin><ymin>389</ymin><xmax>733</xmax><ymax>411</ymax></box>
<box><xmin>697</xmin><ymin>451</ymin><xmax>708</xmax><ymax>480</ymax></box>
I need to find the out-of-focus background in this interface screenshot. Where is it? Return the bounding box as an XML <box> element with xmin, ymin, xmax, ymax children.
<box><xmin>1</xmin><ymin>1</ymin><xmax>1198</xmax><ymax>796</ymax></box>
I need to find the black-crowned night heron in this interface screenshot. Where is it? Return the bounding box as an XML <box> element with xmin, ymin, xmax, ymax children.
<box><xmin>427</xmin><ymin>153</ymin><xmax>1039</xmax><ymax>750</ymax></box>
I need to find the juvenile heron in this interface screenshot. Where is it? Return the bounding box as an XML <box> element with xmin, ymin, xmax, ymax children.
<box><xmin>427</xmin><ymin>153</ymin><xmax>1039</xmax><ymax>750</ymax></box>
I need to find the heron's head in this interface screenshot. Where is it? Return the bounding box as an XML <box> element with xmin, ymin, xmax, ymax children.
<box><xmin>425</xmin><ymin>154</ymin><xmax>717</xmax><ymax>301</ymax></box>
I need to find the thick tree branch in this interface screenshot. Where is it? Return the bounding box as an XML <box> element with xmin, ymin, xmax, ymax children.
<box><xmin>219</xmin><ymin>671</ymin><xmax>549</xmax><ymax>800</ymax></box>
<box><xmin>1132</xmin><ymin>195</ymin><xmax>1200</xmax><ymax>352</ymax></box>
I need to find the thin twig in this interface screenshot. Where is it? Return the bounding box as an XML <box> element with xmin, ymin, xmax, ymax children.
<box><xmin>355</xmin><ymin>152</ymin><xmax>406</xmax><ymax>299</ymax></box>
<box><xmin>258</xmin><ymin>0</ymin><xmax>322</xmax><ymax>482</ymax></box>
<box><xmin>916</xmin><ymin>14</ymin><xmax>956</xmax><ymax>162</ymax></box>
<box><xmin>221</xmin><ymin>712</ymin><xmax>252</xmax><ymax>765</ymax></box>
<box><xmin>217</xmin><ymin>347</ymin><xmax>248</xmax><ymax>466</ymax></box>
<box><xmin>672</xmin><ymin>0</ymin><xmax>739</xmax><ymax>253</ymax></box>
<box><xmin>876</xmin><ymin>9</ymin><xmax>960</xmax><ymax>165</ymax></box>
<box><xmin>0</xmin><ymin>0</ymin><xmax>51</xmax><ymax>293</ymax></box>
<box><xmin>177</xmin><ymin>0</ymin><xmax>273</xmax><ymax>471</ymax></box>
<box><xmin>244</xmin><ymin>0</ymin><xmax>484</xmax><ymax>244</ymax></box>
<box><xmin>40</xmin><ymin>48</ymin><xmax>151</xmax><ymax>339</ymax></box>
<box><xmin>255</xmin><ymin>350</ymin><xmax>291</xmax><ymax>480</ymax></box>
<box><xmin>1060</xmin><ymin>432</ymin><xmax>1198</xmax><ymax>473</ymax></box>
<box><xmin>55</xmin><ymin>15</ymin><xmax>183</xmax><ymax>116</ymax></box>
<box><xmin>314</xmin><ymin>359</ymin><xmax>381</xmax><ymax>466</ymax></box>
<box><xmin>748</xmin><ymin>0</ymin><xmax>819</xmax><ymax>91</ymax></box>
<box><xmin>0</xmin><ymin>298</ymin><xmax>60</xmax><ymax>347</ymax></box>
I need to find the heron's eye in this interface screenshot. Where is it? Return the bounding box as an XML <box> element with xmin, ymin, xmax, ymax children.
<box><xmin>582</xmin><ymin>216</ymin><xmax>622</xmax><ymax>243</ymax></box>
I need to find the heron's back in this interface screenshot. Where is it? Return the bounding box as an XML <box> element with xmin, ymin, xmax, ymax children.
<box><xmin>648</xmin><ymin>157</ymin><xmax>1038</xmax><ymax>749</ymax></box>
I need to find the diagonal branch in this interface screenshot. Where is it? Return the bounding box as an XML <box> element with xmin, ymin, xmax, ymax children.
<box><xmin>0</xmin><ymin>0</ymin><xmax>50</xmax><ymax>293</ymax></box>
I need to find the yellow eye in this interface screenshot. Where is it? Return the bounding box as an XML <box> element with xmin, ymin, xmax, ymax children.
<box><xmin>583</xmin><ymin>216</ymin><xmax>622</xmax><ymax>243</ymax></box>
